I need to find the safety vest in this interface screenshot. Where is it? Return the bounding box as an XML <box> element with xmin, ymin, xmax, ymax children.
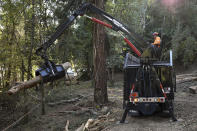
<box><xmin>152</xmin><ymin>36</ymin><xmax>161</xmax><ymax>47</ymax></box>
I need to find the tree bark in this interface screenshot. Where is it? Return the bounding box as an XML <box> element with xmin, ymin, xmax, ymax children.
<box><xmin>93</xmin><ymin>0</ymin><xmax>108</xmax><ymax>104</ymax></box>
<box><xmin>21</xmin><ymin>59</ymin><xmax>25</xmax><ymax>81</ymax></box>
<box><xmin>111</xmin><ymin>67</ymin><xmax>115</xmax><ymax>86</ymax></box>
<box><xmin>27</xmin><ymin>0</ymin><xmax>35</xmax><ymax>80</ymax></box>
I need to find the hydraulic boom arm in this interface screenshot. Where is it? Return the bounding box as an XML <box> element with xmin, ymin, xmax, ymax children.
<box><xmin>36</xmin><ymin>2</ymin><xmax>148</xmax><ymax>60</ymax></box>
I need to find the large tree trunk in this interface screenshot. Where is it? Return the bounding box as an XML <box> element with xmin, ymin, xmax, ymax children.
<box><xmin>27</xmin><ymin>0</ymin><xmax>35</xmax><ymax>80</ymax></box>
<box><xmin>93</xmin><ymin>0</ymin><xmax>108</xmax><ymax>104</ymax></box>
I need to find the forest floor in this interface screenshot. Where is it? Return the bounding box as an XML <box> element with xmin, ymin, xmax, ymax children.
<box><xmin>1</xmin><ymin>70</ymin><xmax>197</xmax><ymax>131</ymax></box>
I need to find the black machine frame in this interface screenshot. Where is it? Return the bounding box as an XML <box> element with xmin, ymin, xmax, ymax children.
<box><xmin>121</xmin><ymin>51</ymin><xmax>177</xmax><ymax>123</ymax></box>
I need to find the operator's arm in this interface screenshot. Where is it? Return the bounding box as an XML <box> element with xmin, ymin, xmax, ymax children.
<box><xmin>152</xmin><ymin>36</ymin><xmax>161</xmax><ymax>45</ymax></box>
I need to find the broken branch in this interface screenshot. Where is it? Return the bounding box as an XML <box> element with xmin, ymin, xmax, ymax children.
<box><xmin>65</xmin><ymin>120</ymin><xmax>70</xmax><ymax>131</ymax></box>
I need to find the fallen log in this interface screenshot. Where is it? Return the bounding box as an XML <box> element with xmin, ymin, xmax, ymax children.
<box><xmin>48</xmin><ymin>95</ymin><xmax>89</xmax><ymax>106</ymax></box>
<box><xmin>48</xmin><ymin>98</ymin><xmax>80</xmax><ymax>106</ymax></box>
<box><xmin>48</xmin><ymin>97</ymin><xmax>80</xmax><ymax>106</ymax></box>
<box><xmin>177</xmin><ymin>77</ymin><xmax>197</xmax><ymax>84</ymax></box>
<box><xmin>58</xmin><ymin>108</ymin><xmax>94</xmax><ymax>115</ymax></box>
<box><xmin>8</xmin><ymin>62</ymin><xmax>71</xmax><ymax>95</ymax></box>
<box><xmin>7</xmin><ymin>76</ymin><xmax>42</xmax><ymax>95</ymax></box>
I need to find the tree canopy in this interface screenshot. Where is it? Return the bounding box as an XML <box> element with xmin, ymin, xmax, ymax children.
<box><xmin>0</xmin><ymin>0</ymin><xmax>197</xmax><ymax>89</ymax></box>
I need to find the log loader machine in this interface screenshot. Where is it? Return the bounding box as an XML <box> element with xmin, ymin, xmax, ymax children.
<box><xmin>35</xmin><ymin>2</ymin><xmax>177</xmax><ymax>123</ymax></box>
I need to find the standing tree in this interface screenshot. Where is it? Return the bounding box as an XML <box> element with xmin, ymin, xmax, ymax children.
<box><xmin>27</xmin><ymin>0</ymin><xmax>35</xmax><ymax>80</ymax></box>
<box><xmin>93</xmin><ymin>0</ymin><xmax>108</xmax><ymax>104</ymax></box>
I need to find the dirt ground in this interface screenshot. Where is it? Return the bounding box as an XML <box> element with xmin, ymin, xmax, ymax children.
<box><xmin>1</xmin><ymin>70</ymin><xmax>197</xmax><ymax>131</ymax></box>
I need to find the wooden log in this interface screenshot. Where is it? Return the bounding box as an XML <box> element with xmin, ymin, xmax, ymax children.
<box><xmin>177</xmin><ymin>77</ymin><xmax>197</xmax><ymax>84</ymax></box>
<box><xmin>7</xmin><ymin>62</ymin><xmax>71</xmax><ymax>95</ymax></box>
<box><xmin>58</xmin><ymin>108</ymin><xmax>94</xmax><ymax>115</ymax></box>
<box><xmin>48</xmin><ymin>97</ymin><xmax>81</xmax><ymax>106</ymax></box>
<box><xmin>8</xmin><ymin>76</ymin><xmax>42</xmax><ymax>95</ymax></box>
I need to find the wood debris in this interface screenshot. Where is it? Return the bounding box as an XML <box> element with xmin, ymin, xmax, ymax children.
<box><xmin>189</xmin><ymin>86</ymin><xmax>197</xmax><ymax>94</ymax></box>
<box><xmin>65</xmin><ymin>120</ymin><xmax>69</xmax><ymax>131</ymax></box>
<box><xmin>64</xmin><ymin>112</ymin><xmax>112</xmax><ymax>131</ymax></box>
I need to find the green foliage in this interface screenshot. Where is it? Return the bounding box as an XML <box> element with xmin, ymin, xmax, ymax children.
<box><xmin>143</xmin><ymin>0</ymin><xmax>197</xmax><ymax>67</ymax></box>
<box><xmin>171</xmin><ymin>0</ymin><xmax>197</xmax><ymax>67</ymax></box>
<box><xmin>106</xmin><ymin>34</ymin><xmax>125</xmax><ymax>69</ymax></box>
<box><xmin>1</xmin><ymin>0</ymin><xmax>197</xmax><ymax>88</ymax></box>
<box><xmin>172</xmin><ymin>27</ymin><xmax>197</xmax><ymax>67</ymax></box>
<box><xmin>106</xmin><ymin>55</ymin><xmax>124</xmax><ymax>69</ymax></box>
<box><xmin>182</xmin><ymin>37</ymin><xmax>197</xmax><ymax>67</ymax></box>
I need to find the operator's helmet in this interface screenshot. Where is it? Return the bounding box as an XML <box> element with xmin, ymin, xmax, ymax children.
<box><xmin>152</xmin><ymin>32</ymin><xmax>159</xmax><ymax>36</ymax></box>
